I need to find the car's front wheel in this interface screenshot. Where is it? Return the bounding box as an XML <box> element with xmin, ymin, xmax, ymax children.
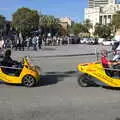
<box><xmin>22</xmin><ymin>75</ymin><xmax>36</xmax><ymax>87</ymax></box>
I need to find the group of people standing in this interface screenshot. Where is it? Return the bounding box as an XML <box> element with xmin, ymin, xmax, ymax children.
<box><xmin>0</xmin><ymin>35</ymin><xmax>42</xmax><ymax>51</ymax></box>
<box><xmin>14</xmin><ymin>35</ymin><xmax>42</xmax><ymax>51</ymax></box>
<box><xmin>0</xmin><ymin>34</ymin><xmax>77</xmax><ymax>52</ymax></box>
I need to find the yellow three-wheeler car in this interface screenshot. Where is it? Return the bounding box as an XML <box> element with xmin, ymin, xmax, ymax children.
<box><xmin>0</xmin><ymin>56</ymin><xmax>40</xmax><ymax>87</ymax></box>
<box><xmin>77</xmin><ymin>49</ymin><xmax>120</xmax><ymax>88</ymax></box>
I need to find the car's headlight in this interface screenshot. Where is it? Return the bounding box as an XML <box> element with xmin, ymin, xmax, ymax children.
<box><xmin>30</xmin><ymin>66</ymin><xmax>41</xmax><ymax>74</ymax></box>
<box><xmin>25</xmin><ymin>65</ymin><xmax>41</xmax><ymax>74</ymax></box>
<box><xmin>35</xmin><ymin>66</ymin><xmax>41</xmax><ymax>74</ymax></box>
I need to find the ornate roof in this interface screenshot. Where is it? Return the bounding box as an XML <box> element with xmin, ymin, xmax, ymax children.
<box><xmin>102</xmin><ymin>3</ymin><xmax>120</xmax><ymax>14</ymax></box>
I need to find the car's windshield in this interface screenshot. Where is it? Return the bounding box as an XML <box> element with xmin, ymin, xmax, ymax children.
<box><xmin>25</xmin><ymin>56</ymin><xmax>34</xmax><ymax>66</ymax></box>
<box><xmin>95</xmin><ymin>47</ymin><xmax>114</xmax><ymax>61</ymax></box>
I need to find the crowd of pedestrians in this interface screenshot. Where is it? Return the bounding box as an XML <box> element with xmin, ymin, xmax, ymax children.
<box><xmin>0</xmin><ymin>35</ymin><xmax>74</xmax><ymax>51</ymax></box>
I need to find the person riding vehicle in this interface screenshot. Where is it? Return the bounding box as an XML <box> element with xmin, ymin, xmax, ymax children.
<box><xmin>1</xmin><ymin>49</ymin><xmax>19</xmax><ymax>67</ymax></box>
<box><xmin>0</xmin><ymin>49</ymin><xmax>22</xmax><ymax>74</ymax></box>
<box><xmin>77</xmin><ymin>48</ymin><xmax>120</xmax><ymax>88</ymax></box>
<box><xmin>101</xmin><ymin>50</ymin><xmax>120</xmax><ymax>77</ymax></box>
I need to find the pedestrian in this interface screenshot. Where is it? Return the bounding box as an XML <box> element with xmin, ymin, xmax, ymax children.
<box><xmin>21</xmin><ymin>40</ymin><xmax>25</xmax><ymax>51</ymax></box>
<box><xmin>38</xmin><ymin>35</ymin><xmax>42</xmax><ymax>49</ymax></box>
<box><xmin>18</xmin><ymin>39</ymin><xmax>21</xmax><ymax>51</ymax></box>
<box><xmin>32</xmin><ymin>35</ymin><xmax>37</xmax><ymax>51</ymax></box>
<box><xmin>26</xmin><ymin>36</ymin><xmax>30</xmax><ymax>50</ymax></box>
<box><xmin>0</xmin><ymin>38</ymin><xmax>4</xmax><ymax>49</ymax></box>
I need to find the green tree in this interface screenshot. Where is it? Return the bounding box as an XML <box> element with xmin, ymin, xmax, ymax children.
<box><xmin>94</xmin><ymin>23</ymin><xmax>111</xmax><ymax>38</ymax></box>
<box><xmin>94</xmin><ymin>23</ymin><xmax>101</xmax><ymax>37</ymax></box>
<box><xmin>67</xmin><ymin>25</ymin><xmax>73</xmax><ymax>35</ymax></box>
<box><xmin>112</xmin><ymin>11</ymin><xmax>120</xmax><ymax>32</ymax></box>
<box><xmin>83</xmin><ymin>19</ymin><xmax>92</xmax><ymax>33</ymax></box>
<box><xmin>39</xmin><ymin>15</ymin><xmax>59</xmax><ymax>36</ymax></box>
<box><xmin>12</xmin><ymin>7</ymin><xmax>39</xmax><ymax>36</ymax></box>
<box><xmin>72</xmin><ymin>23</ymin><xmax>84</xmax><ymax>35</ymax></box>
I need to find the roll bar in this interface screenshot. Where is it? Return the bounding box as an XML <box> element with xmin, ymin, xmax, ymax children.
<box><xmin>0</xmin><ymin>65</ymin><xmax>22</xmax><ymax>70</ymax></box>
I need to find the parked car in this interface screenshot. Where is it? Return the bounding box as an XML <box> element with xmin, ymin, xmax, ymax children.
<box><xmin>80</xmin><ymin>38</ymin><xmax>89</xmax><ymax>44</ymax></box>
<box><xmin>70</xmin><ymin>36</ymin><xmax>80</xmax><ymax>44</ymax></box>
<box><xmin>102</xmin><ymin>39</ymin><xmax>117</xmax><ymax>46</ymax></box>
<box><xmin>87</xmin><ymin>38</ymin><xmax>98</xmax><ymax>45</ymax></box>
<box><xmin>98</xmin><ymin>38</ymin><xmax>104</xmax><ymax>44</ymax></box>
<box><xmin>80</xmin><ymin>38</ymin><xmax>98</xmax><ymax>45</ymax></box>
<box><xmin>112</xmin><ymin>41</ymin><xmax>120</xmax><ymax>51</ymax></box>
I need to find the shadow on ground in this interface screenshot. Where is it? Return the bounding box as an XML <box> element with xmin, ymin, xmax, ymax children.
<box><xmin>115</xmin><ymin>117</ymin><xmax>120</xmax><ymax>120</ymax></box>
<box><xmin>103</xmin><ymin>86</ymin><xmax>120</xmax><ymax>91</ymax></box>
<box><xmin>0</xmin><ymin>70</ymin><xmax>77</xmax><ymax>87</ymax></box>
<box><xmin>39</xmin><ymin>70</ymin><xmax>77</xmax><ymax>86</ymax></box>
<box><xmin>42</xmin><ymin>47</ymin><xmax>56</xmax><ymax>51</ymax></box>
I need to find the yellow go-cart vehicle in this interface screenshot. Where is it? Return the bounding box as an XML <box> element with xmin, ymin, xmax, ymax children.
<box><xmin>77</xmin><ymin>50</ymin><xmax>120</xmax><ymax>88</ymax></box>
<box><xmin>0</xmin><ymin>56</ymin><xmax>40</xmax><ymax>87</ymax></box>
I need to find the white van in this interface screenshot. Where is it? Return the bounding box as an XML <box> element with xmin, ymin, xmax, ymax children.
<box><xmin>98</xmin><ymin>38</ymin><xmax>104</xmax><ymax>44</ymax></box>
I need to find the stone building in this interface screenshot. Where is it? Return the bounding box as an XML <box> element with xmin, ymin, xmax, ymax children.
<box><xmin>85</xmin><ymin>0</ymin><xmax>120</xmax><ymax>33</ymax></box>
<box><xmin>88</xmin><ymin>0</ymin><xmax>109</xmax><ymax>8</ymax></box>
<box><xmin>59</xmin><ymin>17</ymin><xmax>72</xmax><ymax>30</ymax></box>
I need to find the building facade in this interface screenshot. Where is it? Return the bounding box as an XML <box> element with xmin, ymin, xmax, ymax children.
<box><xmin>85</xmin><ymin>0</ymin><xmax>120</xmax><ymax>32</ymax></box>
<box><xmin>59</xmin><ymin>17</ymin><xmax>72</xmax><ymax>30</ymax></box>
<box><xmin>94</xmin><ymin>0</ymin><xmax>109</xmax><ymax>7</ymax></box>
<box><xmin>89</xmin><ymin>0</ymin><xmax>94</xmax><ymax>8</ymax></box>
<box><xmin>88</xmin><ymin>0</ymin><xmax>110</xmax><ymax>8</ymax></box>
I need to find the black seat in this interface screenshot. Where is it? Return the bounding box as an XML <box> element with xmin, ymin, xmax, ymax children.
<box><xmin>0</xmin><ymin>64</ymin><xmax>22</xmax><ymax>76</ymax></box>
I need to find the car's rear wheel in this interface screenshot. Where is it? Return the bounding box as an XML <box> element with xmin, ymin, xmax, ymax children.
<box><xmin>22</xmin><ymin>75</ymin><xmax>36</xmax><ymax>87</ymax></box>
<box><xmin>78</xmin><ymin>74</ymin><xmax>91</xmax><ymax>87</ymax></box>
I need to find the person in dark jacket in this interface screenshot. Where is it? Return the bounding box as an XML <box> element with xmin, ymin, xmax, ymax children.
<box><xmin>1</xmin><ymin>49</ymin><xmax>22</xmax><ymax>74</ymax></box>
<box><xmin>1</xmin><ymin>49</ymin><xmax>18</xmax><ymax>67</ymax></box>
<box><xmin>38</xmin><ymin>35</ymin><xmax>42</xmax><ymax>49</ymax></box>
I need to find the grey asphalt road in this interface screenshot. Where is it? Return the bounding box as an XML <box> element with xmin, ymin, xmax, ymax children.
<box><xmin>11</xmin><ymin>44</ymin><xmax>112</xmax><ymax>58</ymax></box>
<box><xmin>0</xmin><ymin>45</ymin><xmax>120</xmax><ymax>120</ymax></box>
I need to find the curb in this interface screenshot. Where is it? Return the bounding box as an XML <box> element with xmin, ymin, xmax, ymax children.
<box><xmin>31</xmin><ymin>53</ymin><xmax>95</xmax><ymax>58</ymax></box>
<box><xmin>34</xmin><ymin>50</ymin><xmax>112</xmax><ymax>58</ymax></box>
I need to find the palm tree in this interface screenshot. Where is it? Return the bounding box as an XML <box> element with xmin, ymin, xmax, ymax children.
<box><xmin>72</xmin><ymin>22</ymin><xmax>84</xmax><ymax>35</ymax></box>
<box><xmin>39</xmin><ymin>15</ymin><xmax>59</xmax><ymax>36</ymax></box>
<box><xmin>47</xmin><ymin>16</ymin><xmax>60</xmax><ymax>35</ymax></box>
<box><xmin>39</xmin><ymin>15</ymin><xmax>48</xmax><ymax>36</ymax></box>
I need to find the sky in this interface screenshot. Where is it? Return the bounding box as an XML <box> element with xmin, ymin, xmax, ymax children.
<box><xmin>0</xmin><ymin>0</ymin><xmax>87</xmax><ymax>22</ymax></box>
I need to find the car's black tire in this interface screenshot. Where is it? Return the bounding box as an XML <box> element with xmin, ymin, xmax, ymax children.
<box><xmin>22</xmin><ymin>75</ymin><xmax>36</xmax><ymax>87</ymax></box>
<box><xmin>77</xmin><ymin>74</ymin><xmax>90</xmax><ymax>87</ymax></box>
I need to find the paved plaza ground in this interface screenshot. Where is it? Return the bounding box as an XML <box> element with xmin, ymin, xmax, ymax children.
<box><xmin>1</xmin><ymin>44</ymin><xmax>119</xmax><ymax>120</ymax></box>
<box><xmin>11</xmin><ymin>44</ymin><xmax>111</xmax><ymax>58</ymax></box>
